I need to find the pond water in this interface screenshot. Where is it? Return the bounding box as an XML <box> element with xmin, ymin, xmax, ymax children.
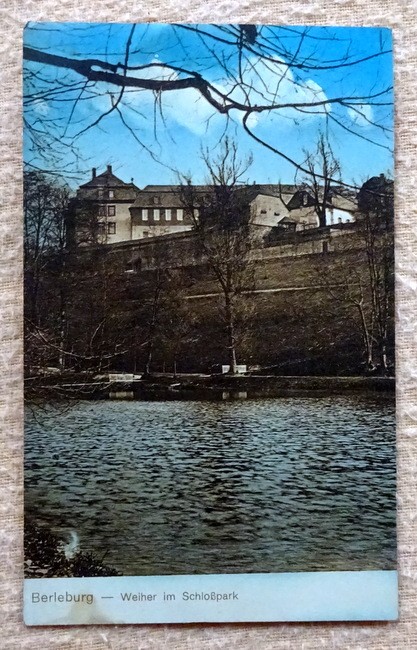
<box><xmin>25</xmin><ymin>395</ymin><xmax>396</xmax><ymax>575</ymax></box>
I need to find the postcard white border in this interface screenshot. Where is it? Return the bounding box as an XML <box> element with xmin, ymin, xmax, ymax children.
<box><xmin>24</xmin><ymin>570</ymin><xmax>398</xmax><ymax>625</ymax></box>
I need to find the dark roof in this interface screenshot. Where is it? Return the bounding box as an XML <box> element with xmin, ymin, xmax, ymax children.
<box><xmin>143</xmin><ymin>183</ymin><xmax>297</xmax><ymax>196</ymax></box>
<box><xmin>249</xmin><ymin>183</ymin><xmax>296</xmax><ymax>197</ymax></box>
<box><xmin>77</xmin><ymin>167</ymin><xmax>139</xmax><ymax>202</ymax></box>
<box><xmin>80</xmin><ymin>167</ymin><xmax>139</xmax><ymax>190</ymax></box>
<box><xmin>131</xmin><ymin>191</ymin><xmax>185</xmax><ymax>209</ymax></box>
<box><xmin>142</xmin><ymin>184</ymin><xmax>209</xmax><ymax>192</ymax></box>
<box><xmin>132</xmin><ymin>183</ymin><xmax>293</xmax><ymax>209</ymax></box>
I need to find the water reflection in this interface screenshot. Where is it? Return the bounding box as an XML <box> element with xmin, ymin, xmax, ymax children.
<box><xmin>25</xmin><ymin>396</ymin><xmax>396</xmax><ymax>575</ymax></box>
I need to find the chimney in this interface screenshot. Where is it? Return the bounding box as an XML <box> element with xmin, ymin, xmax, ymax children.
<box><xmin>92</xmin><ymin>167</ymin><xmax>96</xmax><ymax>179</ymax></box>
<box><xmin>107</xmin><ymin>165</ymin><xmax>112</xmax><ymax>174</ymax></box>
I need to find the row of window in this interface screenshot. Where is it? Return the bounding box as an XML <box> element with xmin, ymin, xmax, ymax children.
<box><xmin>97</xmin><ymin>189</ymin><xmax>115</xmax><ymax>199</ymax></box>
<box><xmin>98</xmin><ymin>205</ymin><xmax>116</xmax><ymax>217</ymax></box>
<box><xmin>98</xmin><ymin>222</ymin><xmax>116</xmax><ymax>235</ymax></box>
<box><xmin>139</xmin><ymin>208</ymin><xmax>184</xmax><ymax>222</ymax></box>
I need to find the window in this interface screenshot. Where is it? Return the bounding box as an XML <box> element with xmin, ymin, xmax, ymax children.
<box><xmin>193</xmin><ymin>208</ymin><xmax>199</xmax><ymax>219</ymax></box>
<box><xmin>152</xmin><ymin>196</ymin><xmax>160</xmax><ymax>205</ymax></box>
<box><xmin>302</xmin><ymin>193</ymin><xmax>308</xmax><ymax>206</ymax></box>
<box><xmin>97</xmin><ymin>222</ymin><xmax>106</xmax><ymax>234</ymax></box>
<box><xmin>98</xmin><ymin>205</ymin><xmax>106</xmax><ymax>217</ymax></box>
<box><xmin>143</xmin><ymin>231</ymin><xmax>149</xmax><ymax>238</ymax></box>
<box><xmin>107</xmin><ymin>222</ymin><xmax>116</xmax><ymax>234</ymax></box>
<box><xmin>165</xmin><ymin>208</ymin><xmax>171</xmax><ymax>221</ymax></box>
<box><xmin>322</xmin><ymin>241</ymin><xmax>329</xmax><ymax>254</ymax></box>
<box><xmin>153</xmin><ymin>209</ymin><xmax>160</xmax><ymax>221</ymax></box>
<box><xmin>142</xmin><ymin>208</ymin><xmax>148</xmax><ymax>221</ymax></box>
<box><xmin>177</xmin><ymin>208</ymin><xmax>183</xmax><ymax>221</ymax></box>
<box><xmin>108</xmin><ymin>190</ymin><xmax>114</xmax><ymax>198</ymax></box>
<box><xmin>98</xmin><ymin>188</ymin><xmax>104</xmax><ymax>199</ymax></box>
<box><xmin>108</xmin><ymin>205</ymin><xmax>116</xmax><ymax>217</ymax></box>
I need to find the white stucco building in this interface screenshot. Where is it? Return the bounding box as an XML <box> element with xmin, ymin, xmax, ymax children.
<box><xmin>71</xmin><ymin>167</ymin><xmax>357</xmax><ymax>246</ymax></box>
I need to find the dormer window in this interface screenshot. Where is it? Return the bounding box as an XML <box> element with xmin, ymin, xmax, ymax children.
<box><xmin>98</xmin><ymin>188</ymin><xmax>104</xmax><ymax>199</ymax></box>
<box><xmin>108</xmin><ymin>190</ymin><xmax>114</xmax><ymax>199</ymax></box>
<box><xmin>152</xmin><ymin>196</ymin><xmax>160</xmax><ymax>205</ymax></box>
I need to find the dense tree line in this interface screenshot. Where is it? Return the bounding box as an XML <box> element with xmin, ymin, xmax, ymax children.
<box><xmin>24</xmin><ymin>169</ymin><xmax>394</xmax><ymax>391</ymax></box>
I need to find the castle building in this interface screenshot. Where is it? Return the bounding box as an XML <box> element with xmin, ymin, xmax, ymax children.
<box><xmin>130</xmin><ymin>186</ymin><xmax>194</xmax><ymax>240</ymax></box>
<box><xmin>72</xmin><ymin>165</ymin><xmax>140</xmax><ymax>245</ymax></box>
<box><xmin>71</xmin><ymin>167</ymin><xmax>356</xmax><ymax>247</ymax></box>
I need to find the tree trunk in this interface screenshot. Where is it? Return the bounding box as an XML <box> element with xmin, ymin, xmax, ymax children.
<box><xmin>225</xmin><ymin>293</ymin><xmax>237</xmax><ymax>374</ymax></box>
<box><xmin>356</xmin><ymin>301</ymin><xmax>374</xmax><ymax>373</ymax></box>
<box><xmin>143</xmin><ymin>343</ymin><xmax>153</xmax><ymax>378</ymax></box>
<box><xmin>318</xmin><ymin>206</ymin><xmax>327</xmax><ymax>228</ymax></box>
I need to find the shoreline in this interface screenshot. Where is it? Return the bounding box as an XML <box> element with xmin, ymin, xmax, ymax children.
<box><xmin>25</xmin><ymin>374</ymin><xmax>395</xmax><ymax>402</ymax></box>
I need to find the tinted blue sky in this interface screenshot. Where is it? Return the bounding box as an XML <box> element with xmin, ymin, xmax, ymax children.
<box><xmin>24</xmin><ymin>23</ymin><xmax>394</xmax><ymax>189</ymax></box>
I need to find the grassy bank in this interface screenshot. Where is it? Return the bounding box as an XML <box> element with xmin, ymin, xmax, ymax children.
<box><xmin>24</xmin><ymin>521</ymin><xmax>120</xmax><ymax>578</ymax></box>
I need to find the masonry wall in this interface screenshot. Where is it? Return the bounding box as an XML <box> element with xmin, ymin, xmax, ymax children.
<box><xmin>105</xmin><ymin>223</ymin><xmax>361</xmax><ymax>272</ymax></box>
<box><xmin>90</xmin><ymin>223</ymin><xmax>393</xmax><ymax>376</ymax></box>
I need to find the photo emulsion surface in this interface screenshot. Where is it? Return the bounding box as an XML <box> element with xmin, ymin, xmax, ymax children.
<box><xmin>23</xmin><ymin>23</ymin><xmax>397</xmax><ymax>625</ymax></box>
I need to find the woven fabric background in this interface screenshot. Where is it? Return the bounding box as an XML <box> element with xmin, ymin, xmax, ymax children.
<box><xmin>1</xmin><ymin>1</ymin><xmax>416</xmax><ymax>647</ymax></box>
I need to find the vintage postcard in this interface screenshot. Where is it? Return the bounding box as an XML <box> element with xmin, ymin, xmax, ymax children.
<box><xmin>23</xmin><ymin>23</ymin><xmax>397</xmax><ymax>625</ymax></box>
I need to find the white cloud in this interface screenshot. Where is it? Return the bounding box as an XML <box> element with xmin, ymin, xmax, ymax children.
<box><xmin>78</xmin><ymin>56</ymin><xmax>330</xmax><ymax>138</ymax></box>
<box><xmin>32</xmin><ymin>99</ymin><xmax>50</xmax><ymax>116</ymax></box>
<box><xmin>347</xmin><ymin>103</ymin><xmax>373</xmax><ymax>127</ymax></box>
<box><xmin>228</xmin><ymin>58</ymin><xmax>330</xmax><ymax>132</ymax></box>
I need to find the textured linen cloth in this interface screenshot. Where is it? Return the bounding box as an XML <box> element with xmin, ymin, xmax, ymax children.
<box><xmin>1</xmin><ymin>1</ymin><xmax>416</xmax><ymax>647</ymax></box>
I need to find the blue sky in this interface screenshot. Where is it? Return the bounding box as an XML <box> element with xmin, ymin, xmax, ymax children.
<box><xmin>23</xmin><ymin>23</ymin><xmax>394</xmax><ymax>189</ymax></box>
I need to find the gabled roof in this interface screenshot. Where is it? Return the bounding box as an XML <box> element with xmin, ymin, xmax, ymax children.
<box><xmin>80</xmin><ymin>167</ymin><xmax>139</xmax><ymax>190</ymax></box>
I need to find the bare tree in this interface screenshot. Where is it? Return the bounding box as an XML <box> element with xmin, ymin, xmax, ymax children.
<box><xmin>24</xmin><ymin>171</ymin><xmax>70</xmax><ymax>326</ymax></box>
<box><xmin>156</xmin><ymin>272</ymin><xmax>199</xmax><ymax>377</ymax></box>
<box><xmin>23</xmin><ymin>24</ymin><xmax>393</xmax><ymax>181</ymax></box>
<box><xmin>67</xmin><ymin>198</ymin><xmax>107</xmax><ymax>248</ymax></box>
<box><xmin>298</xmin><ymin>133</ymin><xmax>341</xmax><ymax>228</ymax></box>
<box><xmin>24</xmin><ymin>171</ymin><xmax>73</xmax><ymax>379</ymax></box>
<box><xmin>181</xmin><ymin>139</ymin><xmax>255</xmax><ymax>374</ymax></box>
<box><xmin>313</xmin><ymin>175</ymin><xmax>394</xmax><ymax>375</ymax></box>
<box><xmin>356</xmin><ymin>175</ymin><xmax>394</xmax><ymax>374</ymax></box>
<box><xmin>24</xmin><ymin>173</ymin><xmax>133</xmax><ymax>389</ymax></box>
